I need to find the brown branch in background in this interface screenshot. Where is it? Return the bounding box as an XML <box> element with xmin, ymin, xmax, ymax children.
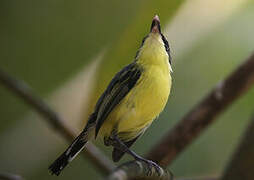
<box><xmin>147</xmin><ymin>53</ymin><xmax>254</xmax><ymax>167</ymax></box>
<box><xmin>0</xmin><ymin>173</ymin><xmax>23</xmax><ymax>180</ymax></box>
<box><xmin>105</xmin><ymin>160</ymin><xmax>173</xmax><ymax>180</ymax></box>
<box><xmin>221</xmin><ymin>115</ymin><xmax>254</xmax><ymax>180</ymax></box>
<box><xmin>0</xmin><ymin>69</ymin><xmax>115</xmax><ymax>174</ymax></box>
<box><xmin>176</xmin><ymin>177</ymin><xmax>218</xmax><ymax>180</ymax></box>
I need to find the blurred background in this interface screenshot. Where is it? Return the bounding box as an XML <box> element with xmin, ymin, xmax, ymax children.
<box><xmin>1</xmin><ymin>0</ymin><xmax>254</xmax><ymax>179</ymax></box>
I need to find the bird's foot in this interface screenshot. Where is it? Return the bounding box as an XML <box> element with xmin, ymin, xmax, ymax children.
<box><xmin>135</xmin><ymin>157</ymin><xmax>162</xmax><ymax>175</ymax></box>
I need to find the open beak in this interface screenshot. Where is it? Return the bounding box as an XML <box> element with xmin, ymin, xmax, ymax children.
<box><xmin>150</xmin><ymin>15</ymin><xmax>161</xmax><ymax>34</ymax></box>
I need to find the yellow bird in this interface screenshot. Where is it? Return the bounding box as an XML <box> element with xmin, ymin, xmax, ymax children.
<box><xmin>49</xmin><ymin>14</ymin><xmax>172</xmax><ymax>175</ymax></box>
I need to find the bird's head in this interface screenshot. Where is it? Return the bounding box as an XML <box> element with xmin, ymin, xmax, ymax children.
<box><xmin>135</xmin><ymin>15</ymin><xmax>172</xmax><ymax>69</ymax></box>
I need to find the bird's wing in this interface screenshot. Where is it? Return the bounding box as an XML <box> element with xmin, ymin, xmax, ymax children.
<box><xmin>94</xmin><ymin>63</ymin><xmax>142</xmax><ymax>137</ymax></box>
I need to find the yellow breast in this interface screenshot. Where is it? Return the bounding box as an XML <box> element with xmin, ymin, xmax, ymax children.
<box><xmin>115</xmin><ymin>63</ymin><xmax>171</xmax><ymax>140</ymax></box>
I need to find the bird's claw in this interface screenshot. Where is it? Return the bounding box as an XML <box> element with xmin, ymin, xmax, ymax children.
<box><xmin>136</xmin><ymin>158</ymin><xmax>162</xmax><ymax>175</ymax></box>
<box><xmin>146</xmin><ymin>159</ymin><xmax>162</xmax><ymax>175</ymax></box>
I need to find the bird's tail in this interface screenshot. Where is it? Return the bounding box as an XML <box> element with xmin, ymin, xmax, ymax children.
<box><xmin>49</xmin><ymin>114</ymin><xmax>96</xmax><ymax>176</ymax></box>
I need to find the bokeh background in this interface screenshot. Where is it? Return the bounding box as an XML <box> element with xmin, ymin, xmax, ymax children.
<box><xmin>1</xmin><ymin>0</ymin><xmax>254</xmax><ymax>179</ymax></box>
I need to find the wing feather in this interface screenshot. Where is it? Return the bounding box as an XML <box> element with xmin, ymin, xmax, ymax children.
<box><xmin>94</xmin><ymin>63</ymin><xmax>142</xmax><ymax>137</ymax></box>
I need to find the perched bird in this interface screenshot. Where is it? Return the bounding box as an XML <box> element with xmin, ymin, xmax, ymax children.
<box><xmin>49</xmin><ymin>14</ymin><xmax>172</xmax><ymax>175</ymax></box>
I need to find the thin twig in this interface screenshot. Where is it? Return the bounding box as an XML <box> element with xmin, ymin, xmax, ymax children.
<box><xmin>176</xmin><ymin>177</ymin><xmax>218</xmax><ymax>180</ymax></box>
<box><xmin>106</xmin><ymin>160</ymin><xmax>173</xmax><ymax>180</ymax></box>
<box><xmin>0</xmin><ymin>69</ymin><xmax>115</xmax><ymax>174</ymax></box>
<box><xmin>221</xmin><ymin>114</ymin><xmax>254</xmax><ymax>180</ymax></box>
<box><xmin>0</xmin><ymin>173</ymin><xmax>23</xmax><ymax>180</ymax></box>
<box><xmin>147</xmin><ymin>53</ymin><xmax>254</xmax><ymax>167</ymax></box>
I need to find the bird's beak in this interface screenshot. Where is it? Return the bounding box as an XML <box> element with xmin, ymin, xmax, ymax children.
<box><xmin>150</xmin><ymin>15</ymin><xmax>161</xmax><ymax>34</ymax></box>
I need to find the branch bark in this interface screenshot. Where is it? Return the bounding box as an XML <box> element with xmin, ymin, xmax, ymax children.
<box><xmin>0</xmin><ymin>69</ymin><xmax>115</xmax><ymax>174</ymax></box>
<box><xmin>177</xmin><ymin>177</ymin><xmax>218</xmax><ymax>180</ymax></box>
<box><xmin>221</xmin><ymin>115</ymin><xmax>254</xmax><ymax>180</ymax></box>
<box><xmin>0</xmin><ymin>173</ymin><xmax>23</xmax><ymax>180</ymax></box>
<box><xmin>147</xmin><ymin>53</ymin><xmax>254</xmax><ymax>167</ymax></box>
<box><xmin>105</xmin><ymin>160</ymin><xmax>173</xmax><ymax>180</ymax></box>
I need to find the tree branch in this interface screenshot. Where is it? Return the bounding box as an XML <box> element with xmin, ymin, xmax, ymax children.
<box><xmin>105</xmin><ymin>160</ymin><xmax>173</xmax><ymax>180</ymax></box>
<box><xmin>221</xmin><ymin>114</ymin><xmax>254</xmax><ymax>180</ymax></box>
<box><xmin>0</xmin><ymin>69</ymin><xmax>115</xmax><ymax>174</ymax></box>
<box><xmin>177</xmin><ymin>177</ymin><xmax>218</xmax><ymax>180</ymax></box>
<box><xmin>147</xmin><ymin>53</ymin><xmax>254</xmax><ymax>167</ymax></box>
<box><xmin>0</xmin><ymin>173</ymin><xmax>23</xmax><ymax>180</ymax></box>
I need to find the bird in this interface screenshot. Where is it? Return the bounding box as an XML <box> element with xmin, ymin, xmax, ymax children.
<box><xmin>49</xmin><ymin>14</ymin><xmax>172</xmax><ymax>176</ymax></box>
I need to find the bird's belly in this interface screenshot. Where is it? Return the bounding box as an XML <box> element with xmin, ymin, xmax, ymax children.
<box><xmin>99</xmin><ymin>67</ymin><xmax>171</xmax><ymax>141</ymax></box>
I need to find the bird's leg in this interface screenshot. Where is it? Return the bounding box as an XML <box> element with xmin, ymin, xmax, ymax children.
<box><xmin>110</xmin><ymin>135</ymin><xmax>162</xmax><ymax>174</ymax></box>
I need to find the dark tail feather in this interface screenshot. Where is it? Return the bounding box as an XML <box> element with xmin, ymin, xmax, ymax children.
<box><xmin>49</xmin><ymin>137</ymin><xmax>86</xmax><ymax>175</ymax></box>
<box><xmin>112</xmin><ymin>135</ymin><xmax>140</xmax><ymax>162</ymax></box>
<box><xmin>49</xmin><ymin>113</ymin><xmax>96</xmax><ymax>175</ymax></box>
<box><xmin>48</xmin><ymin>152</ymin><xmax>70</xmax><ymax>176</ymax></box>
<box><xmin>112</xmin><ymin>147</ymin><xmax>125</xmax><ymax>162</ymax></box>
